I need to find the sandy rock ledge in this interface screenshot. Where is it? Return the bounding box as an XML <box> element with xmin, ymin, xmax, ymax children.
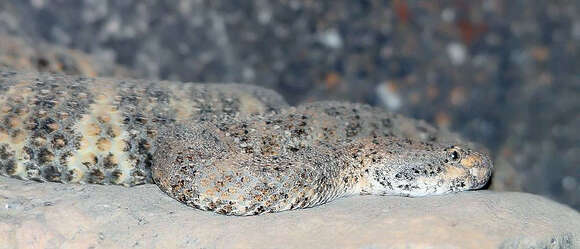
<box><xmin>0</xmin><ymin>177</ymin><xmax>578</xmax><ymax>249</ymax></box>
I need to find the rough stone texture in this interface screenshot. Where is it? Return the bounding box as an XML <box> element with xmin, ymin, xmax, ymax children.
<box><xmin>0</xmin><ymin>177</ymin><xmax>578</xmax><ymax>249</ymax></box>
<box><xmin>0</xmin><ymin>0</ymin><xmax>577</xmax><ymax>210</ymax></box>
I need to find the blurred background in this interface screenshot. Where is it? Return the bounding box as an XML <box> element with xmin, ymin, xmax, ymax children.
<box><xmin>0</xmin><ymin>0</ymin><xmax>578</xmax><ymax>209</ymax></box>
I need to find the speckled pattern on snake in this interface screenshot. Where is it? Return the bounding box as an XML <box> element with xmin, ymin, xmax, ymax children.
<box><xmin>0</xmin><ymin>70</ymin><xmax>493</xmax><ymax>216</ymax></box>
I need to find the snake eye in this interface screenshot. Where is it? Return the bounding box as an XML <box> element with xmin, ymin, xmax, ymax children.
<box><xmin>448</xmin><ymin>148</ymin><xmax>462</xmax><ymax>162</ymax></box>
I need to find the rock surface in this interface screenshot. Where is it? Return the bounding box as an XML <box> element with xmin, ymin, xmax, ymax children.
<box><xmin>0</xmin><ymin>177</ymin><xmax>578</xmax><ymax>249</ymax></box>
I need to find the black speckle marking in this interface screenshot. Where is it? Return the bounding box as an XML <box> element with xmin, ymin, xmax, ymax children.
<box><xmin>0</xmin><ymin>144</ymin><xmax>13</xmax><ymax>160</ymax></box>
<box><xmin>2</xmin><ymin>160</ymin><xmax>17</xmax><ymax>175</ymax></box>
<box><xmin>42</xmin><ymin>165</ymin><xmax>62</xmax><ymax>182</ymax></box>
<box><xmin>88</xmin><ymin>169</ymin><xmax>105</xmax><ymax>184</ymax></box>
<box><xmin>103</xmin><ymin>153</ymin><xmax>118</xmax><ymax>169</ymax></box>
<box><xmin>110</xmin><ymin>170</ymin><xmax>123</xmax><ymax>182</ymax></box>
<box><xmin>35</xmin><ymin>57</ymin><xmax>49</xmax><ymax>70</ymax></box>
<box><xmin>38</xmin><ymin>148</ymin><xmax>54</xmax><ymax>165</ymax></box>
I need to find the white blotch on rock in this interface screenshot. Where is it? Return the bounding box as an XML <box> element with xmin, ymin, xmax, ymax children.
<box><xmin>441</xmin><ymin>8</ymin><xmax>456</xmax><ymax>23</ymax></box>
<box><xmin>376</xmin><ymin>82</ymin><xmax>402</xmax><ymax>111</ymax></box>
<box><xmin>257</xmin><ymin>9</ymin><xmax>272</xmax><ymax>25</ymax></box>
<box><xmin>447</xmin><ymin>42</ymin><xmax>467</xmax><ymax>65</ymax></box>
<box><xmin>562</xmin><ymin>176</ymin><xmax>577</xmax><ymax>191</ymax></box>
<box><xmin>572</xmin><ymin>21</ymin><xmax>580</xmax><ymax>41</ymax></box>
<box><xmin>318</xmin><ymin>29</ymin><xmax>343</xmax><ymax>49</ymax></box>
<box><xmin>30</xmin><ymin>0</ymin><xmax>45</xmax><ymax>9</ymax></box>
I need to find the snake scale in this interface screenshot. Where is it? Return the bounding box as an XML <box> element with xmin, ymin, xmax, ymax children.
<box><xmin>0</xmin><ymin>70</ymin><xmax>492</xmax><ymax>215</ymax></box>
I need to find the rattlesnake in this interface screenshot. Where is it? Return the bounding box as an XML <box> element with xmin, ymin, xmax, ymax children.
<box><xmin>0</xmin><ymin>70</ymin><xmax>493</xmax><ymax>215</ymax></box>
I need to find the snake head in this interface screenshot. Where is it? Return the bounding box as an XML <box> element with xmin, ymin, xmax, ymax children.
<box><xmin>439</xmin><ymin>145</ymin><xmax>493</xmax><ymax>191</ymax></box>
<box><xmin>360</xmin><ymin>137</ymin><xmax>493</xmax><ymax>197</ymax></box>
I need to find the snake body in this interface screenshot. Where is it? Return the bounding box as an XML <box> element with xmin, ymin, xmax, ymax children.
<box><xmin>0</xmin><ymin>70</ymin><xmax>492</xmax><ymax>215</ymax></box>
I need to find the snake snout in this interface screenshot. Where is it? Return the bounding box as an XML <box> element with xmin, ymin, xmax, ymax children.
<box><xmin>466</xmin><ymin>151</ymin><xmax>493</xmax><ymax>189</ymax></box>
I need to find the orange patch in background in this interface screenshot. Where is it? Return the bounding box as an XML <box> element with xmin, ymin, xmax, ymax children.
<box><xmin>394</xmin><ymin>0</ymin><xmax>411</xmax><ymax>24</ymax></box>
<box><xmin>435</xmin><ymin>111</ymin><xmax>452</xmax><ymax>129</ymax></box>
<box><xmin>449</xmin><ymin>86</ymin><xmax>467</xmax><ymax>106</ymax></box>
<box><xmin>324</xmin><ymin>72</ymin><xmax>341</xmax><ymax>90</ymax></box>
<box><xmin>427</xmin><ymin>85</ymin><xmax>439</xmax><ymax>100</ymax></box>
<box><xmin>457</xmin><ymin>19</ymin><xmax>487</xmax><ymax>45</ymax></box>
